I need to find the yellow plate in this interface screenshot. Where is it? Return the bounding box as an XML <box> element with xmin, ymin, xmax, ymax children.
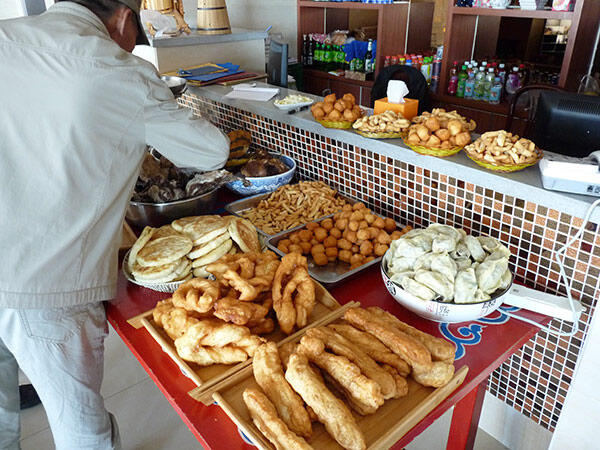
<box><xmin>464</xmin><ymin>148</ymin><xmax>543</xmax><ymax>172</ymax></box>
<box><xmin>403</xmin><ymin>140</ymin><xmax>463</xmax><ymax>157</ymax></box>
<box><xmin>355</xmin><ymin>130</ymin><xmax>406</xmax><ymax>139</ymax></box>
<box><xmin>316</xmin><ymin>119</ymin><xmax>354</xmax><ymax>129</ymax></box>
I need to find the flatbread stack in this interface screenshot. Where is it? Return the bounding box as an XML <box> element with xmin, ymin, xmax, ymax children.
<box><xmin>127</xmin><ymin>215</ymin><xmax>261</xmax><ymax>284</ymax></box>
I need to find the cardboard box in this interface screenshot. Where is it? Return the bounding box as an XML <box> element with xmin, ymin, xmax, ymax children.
<box><xmin>374</xmin><ymin>97</ymin><xmax>419</xmax><ymax>120</ymax></box>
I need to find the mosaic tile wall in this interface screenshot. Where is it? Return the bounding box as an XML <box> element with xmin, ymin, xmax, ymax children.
<box><xmin>180</xmin><ymin>93</ymin><xmax>600</xmax><ymax>432</ymax></box>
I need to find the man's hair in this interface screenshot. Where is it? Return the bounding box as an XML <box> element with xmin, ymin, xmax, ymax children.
<box><xmin>58</xmin><ymin>0</ymin><xmax>127</xmax><ymax>23</ymax></box>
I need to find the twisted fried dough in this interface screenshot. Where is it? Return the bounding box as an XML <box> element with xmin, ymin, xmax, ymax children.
<box><xmin>213</xmin><ymin>297</ymin><xmax>269</xmax><ymax>326</ymax></box>
<box><xmin>285</xmin><ymin>353</ymin><xmax>366</xmax><ymax>450</ymax></box>
<box><xmin>242</xmin><ymin>388</ymin><xmax>313</xmax><ymax>450</ymax></box>
<box><xmin>253</xmin><ymin>343</ymin><xmax>312</xmax><ymax>438</ymax></box>
<box><xmin>172</xmin><ymin>278</ymin><xmax>220</xmax><ymax>313</ymax></box>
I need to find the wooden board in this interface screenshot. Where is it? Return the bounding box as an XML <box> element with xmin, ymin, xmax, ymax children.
<box><xmin>128</xmin><ymin>281</ymin><xmax>344</xmax><ymax>392</ymax></box>
<box><xmin>192</xmin><ymin>313</ymin><xmax>468</xmax><ymax>449</ymax></box>
<box><xmin>119</xmin><ymin>221</ymin><xmax>138</xmax><ymax>251</ymax></box>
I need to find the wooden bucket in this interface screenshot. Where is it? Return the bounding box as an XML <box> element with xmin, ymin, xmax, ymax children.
<box><xmin>145</xmin><ymin>0</ymin><xmax>173</xmax><ymax>13</ymax></box>
<box><xmin>197</xmin><ymin>0</ymin><xmax>231</xmax><ymax>35</ymax></box>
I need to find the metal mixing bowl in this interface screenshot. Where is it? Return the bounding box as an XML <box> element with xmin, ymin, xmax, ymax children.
<box><xmin>126</xmin><ymin>188</ymin><xmax>218</xmax><ymax>228</ymax></box>
<box><xmin>160</xmin><ymin>75</ymin><xmax>187</xmax><ymax>97</ymax></box>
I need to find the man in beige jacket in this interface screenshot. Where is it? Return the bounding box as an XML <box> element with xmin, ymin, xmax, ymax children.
<box><xmin>0</xmin><ymin>1</ymin><xmax>229</xmax><ymax>448</ymax></box>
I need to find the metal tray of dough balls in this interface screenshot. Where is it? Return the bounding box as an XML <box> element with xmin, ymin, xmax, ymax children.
<box><xmin>266</xmin><ymin>205</ymin><xmax>410</xmax><ymax>286</ymax></box>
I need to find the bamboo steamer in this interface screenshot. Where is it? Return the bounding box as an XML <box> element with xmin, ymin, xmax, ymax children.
<box><xmin>197</xmin><ymin>0</ymin><xmax>231</xmax><ymax>35</ymax></box>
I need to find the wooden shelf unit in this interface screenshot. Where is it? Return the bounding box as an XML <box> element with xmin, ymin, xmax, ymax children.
<box><xmin>436</xmin><ymin>0</ymin><xmax>600</xmax><ymax>131</ymax></box>
<box><xmin>297</xmin><ymin>0</ymin><xmax>434</xmax><ymax>106</ymax></box>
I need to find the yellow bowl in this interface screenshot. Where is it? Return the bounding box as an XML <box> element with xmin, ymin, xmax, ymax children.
<box><xmin>354</xmin><ymin>130</ymin><xmax>406</xmax><ymax>139</ymax></box>
<box><xmin>464</xmin><ymin>148</ymin><xmax>543</xmax><ymax>172</ymax></box>
<box><xmin>403</xmin><ymin>140</ymin><xmax>463</xmax><ymax>157</ymax></box>
<box><xmin>316</xmin><ymin>118</ymin><xmax>354</xmax><ymax>129</ymax></box>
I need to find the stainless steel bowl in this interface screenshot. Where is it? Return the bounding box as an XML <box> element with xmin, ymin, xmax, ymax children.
<box><xmin>126</xmin><ymin>188</ymin><xmax>218</xmax><ymax>228</ymax></box>
<box><xmin>160</xmin><ymin>75</ymin><xmax>187</xmax><ymax>97</ymax></box>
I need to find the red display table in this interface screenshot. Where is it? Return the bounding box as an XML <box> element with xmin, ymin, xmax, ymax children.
<box><xmin>107</xmin><ymin>261</ymin><xmax>548</xmax><ymax>449</ymax></box>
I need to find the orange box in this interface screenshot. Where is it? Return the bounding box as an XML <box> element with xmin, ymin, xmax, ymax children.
<box><xmin>373</xmin><ymin>97</ymin><xmax>419</xmax><ymax>120</ymax></box>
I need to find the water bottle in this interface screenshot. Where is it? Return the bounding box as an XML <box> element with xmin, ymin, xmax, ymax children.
<box><xmin>489</xmin><ymin>77</ymin><xmax>502</xmax><ymax>104</ymax></box>
<box><xmin>464</xmin><ymin>72</ymin><xmax>475</xmax><ymax>99</ymax></box>
<box><xmin>483</xmin><ymin>67</ymin><xmax>495</xmax><ymax>101</ymax></box>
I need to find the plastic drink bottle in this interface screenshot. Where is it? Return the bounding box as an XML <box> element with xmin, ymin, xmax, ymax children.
<box><xmin>456</xmin><ymin>65</ymin><xmax>468</xmax><ymax>97</ymax></box>
<box><xmin>505</xmin><ymin>66</ymin><xmax>520</xmax><ymax>96</ymax></box>
<box><xmin>464</xmin><ymin>72</ymin><xmax>475</xmax><ymax>98</ymax></box>
<box><xmin>489</xmin><ymin>77</ymin><xmax>502</xmax><ymax>104</ymax></box>
<box><xmin>473</xmin><ymin>66</ymin><xmax>485</xmax><ymax>100</ymax></box>
<box><xmin>447</xmin><ymin>61</ymin><xmax>459</xmax><ymax>95</ymax></box>
<box><xmin>483</xmin><ymin>67</ymin><xmax>495</xmax><ymax>101</ymax></box>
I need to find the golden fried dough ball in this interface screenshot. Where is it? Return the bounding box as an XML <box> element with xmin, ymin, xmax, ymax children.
<box><xmin>321</xmin><ymin>218</ymin><xmax>334</xmax><ymax>230</ymax></box>
<box><xmin>313</xmin><ymin>252</ymin><xmax>328</xmax><ymax>266</ymax></box>
<box><xmin>313</xmin><ymin>227</ymin><xmax>328</xmax><ymax>242</ymax></box>
<box><xmin>299</xmin><ymin>229</ymin><xmax>313</xmax><ymax>242</ymax></box>
<box><xmin>329</xmin><ymin>228</ymin><xmax>342</xmax><ymax>239</ymax></box>
<box><xmin>289</xmin><ymin>244</ymin><xmax>303</xmax><ymax>254</ymax></box>
<box><xmin>323</xmin><ymin>236</ymin><xmax>337</xmax><ymax>248</ymax></box>
<box><xmin>338</xmin><ymin>249</ymin><xmax>352</xmax><ymax>263</ymax></box>
<box><xmin>358</xmin><ymin>220</ymin><xmax>368</xmax><ymax>229</ymax></box>
<box><xmin>328</xmin><ymin>110</ymin><xmax>342</xmax><ymax>121</ymax></box>
<box><xmin>343</xmin><ymin>109</ymin><xmax>355</xmax><ymax>121</ymax></box>
<box><xmin>348</xmin><ymin>220</ymin><xmax>359</xmax><ymax>232</ymax></box>
<box><xmin>342</xmin><ymin>204</ymin><xmax>353</xmax><ymax>212</ymax></box>
<box><xmin>345</xmin><ymin>230</ymin><xmax>358</xmax><ymax>243</ymax></box>
<box><xmin>299</xmin><ymin>241</ymin><xmax>312</xmax><ymax>254</ymax></box>
<box><xmin>351</xmin><ymin>244</ymin><xmax>359</xmax><ymax>253</ymax></box>
<box><xmin>356</xmin><ymin>229</ymin><xmax>370</xmax><ymax>241</ymax></box>
<box><xmin>324</xmin><ymin>93</ymin><xmax>336</xmax><ymax>103</ymax></box>
<box><xmin>311</xmin><ymin>243</ymin><xmax>325</xmax><ymax>255</ymax></box>
<box><xmin>334</xmin><ymin>100</ymin><xmax>346</xmax><ymax>112</ymax></box>
<box><xmin>350</xmin><ymin>253</ymin><xmax>365</xmax><ymax>267</ymax></box>
<box><xmin>277</xmin><ymin>241</ymin><xmax>289</xmax><ymax>253</ymax></box>
<box><xmin>289</xmin><ymin>232</ymin><xmax>301</xmax><ymax>244</ymax></box>
<box><xmin>424</xmin><ymin>116</ymin><xmax>440</xmax><ymax>132</ymax></box>
<box><xmin>312</xmin><ymin>107</ymin><xmax>325</xmax><ymax>120</ymax></box>
<box><xmin>325</xmin><ymin>247</ymin><xmax>338</xmax><ymax>260</ymax></box>
<box><xmin>337</xmin><ymin>238</ymin><xmax>352</xmax><ymax>250</ymax></box>
<box><xmin>390</xmin><ymin>230</ymin><xmax>403</xmax><ymax>240</ymax></box>
<box><xmin>306</xmin><ymin>222</ymin><xmax>319</xmax><ymax>231</ymax></box>
<box><xmin>372</xmin><ymin>217</ymin><xmax>385</xmax><ymax>229</ymax></box>
<box><xmin>322</xmin><ymin>102</ymin><xmax>334</xmax><ymax>114</ymax></box>
<box><xmin>311</xmin><ymin>101</ymin><xmax>324</xmax><ymax>111</ymax></box>
<box><xmin>333</xmin><ymin>212</ymin><xmax>342</xmax><ymax>221</ymax></box>
<box><xmin>364</xmin><ymin>256</ymin><xmax>375</xmax><ymax>263</ymax></box>
<box><xmin>435</xmin><ymin>128</ymin><xmax>450</xmax><ymax>141</ymax></box>
<box><xmin>364</xmin><ymin>214</ymin><xmax>376</xmax><ymax>225</ymax></box>
<box><xmin>310</xmin><ymin>238</ymin><xmax>319</xmax><ymax>246</ymax></box>
<box><xmin>349</xmin><ymin>211</ymin><xmax>364</xmax><ymax>222</ymax></box>
<box><xmin>353</xmin><ymin>202</ymin><xmax>365</xmax><ymax>210</ymax></box>
<box><xmin>384</xmin><ymin>218</ymin><xmax>396</xmax><ymax>233</ymax></box>
<box><xmin>374</xmin><ymin>243</ymin><xmax>389</xmax><ymax>256</ymax></box>
<box><xmin>447</xmin><ymin>119</ymin><xmax>462</xmax><ymax>136</ymax></box>
<box><xmin>360</xmin><ymin>241</ymin><xmax>374</xmax><ymax>256</ymax></box>
<box><xmin>376</xmin><ymin>230</ymin><xmax>392</xmax><ymax>245</ymax></box>
<box><xmin>455</xmin><ymin>131</ymin><xmax>471</xmax><ymax>147</ymax></box>
<box><xmin>342</xmin><ymin>93</ymin><xmax>356</xmax><ymax>105</ymax></box>
<box><xmin>367</xmin><ymin>227</ymin><xmax>379</xmax><ymax>240</ymax></box>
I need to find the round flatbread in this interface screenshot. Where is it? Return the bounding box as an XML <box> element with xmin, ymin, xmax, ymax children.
<box><xmin>138</xmin><ymin>258</ymin><xmax>192</xmax><ymax>283</ymax></box>
<box><xmin>228</xmin><ymin>218</ymin><xmax>260</xmax><ymax>253</ymax></box>
<box><xmin>132</xmin><ymin>258</ymin><xmax>181</xmax><ymax>281</ymax></box>
<box><xmin>192</xmin><ymin>266</ymin><xmax>211</xmax><ymax>278</ymax></box>
<box><xmin>171</xmin><ymin>216</ymin><xmax>204</xmax><ymax>232</ymax></box>
<box><xmin>150</xmin><ymin>224</ymin><xmax>181</xmax><ymax>241</ymax></box>
<box><xmin>191</xmin><ymin>238</ymin><xmax>233</xmax><ymax>268</ymax></box>
<box><xmin>188</xmin><ymin>232</ymin><xmax>231</xmax><ymax>259</ymax></box>
<box><xmin>184</xmin><ymin>217</ymin><xmax>229</xmax><ymax>246</ymax></box>
<box><xmin>128</xmin><ymin>226</ymin><xmax>155</xmax><ymax>272</ymax></box>
<box><xmin>136</xmin><ymin>235</ymin><xmax>193</xmax><ymax>267</ymax></box>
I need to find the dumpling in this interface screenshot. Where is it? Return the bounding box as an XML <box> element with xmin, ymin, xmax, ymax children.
<box><xmin>478</xmin><ymin>236</ymin><xmax>500</xmax><ymax>253</ymax></box>
<box><xmin>413</xmin><ymin>253</ymin><xmax>436</xmax><ymax>271</ymax></box>
<box><xmin>455</xmin><ymin>257</ymin><xmax>472</xmax><ymax>271</ymax></box>
<box><xmin>388</xmin><ymin>256</ymin><xmax>417</xmax><ymax>274</ymax></box>
<box><xmin>400</xmin><ymin>277</ymin><xmax>436</xmax><ymax>301</ymax></box>
<box><xmin>454</xmin><ymin>268</ymin><xmax>478</xmax><ymax>303</ymax></box>
<box><xmin>486</xmin><ymin>245</ymin><xmax>512</xmax><ymax>261</ymax></box>
<box><xmin>450</xmin><ymin>242</ymin><xmax>470</xmax><ymax>259</ymax></box>
<box><xmin>473</xmin><ymin>289</ymin><xmax>491</xmax><ymax>302</ymax></box>
<box><xmin>391</xmin><ymin>271</ymin><xmax>415</xmax><ymax>285</ymax></box>
<box><xmin>464</xmin><ymin>235</ymin><xmax>486</xmax><ymax>262</ymax></box>
<box><xmin>499</xmin><ymin>268</ymin><xmax>512</xmax><ymax>290</ymax></box>
<box><xmin>430</xmin><ymin>253</ymin><xmax>458</xmax><ymax>282</ymax></box>
<box><xmin>475</xmin><ymin>257</ymin><xmax>509</xmax><ymax>294</ymax></box>
<box><xmin>409</xmin><ymin>233</ymin><xmax>434</xmax><ymax>253</ymax></box>
<box><xmin>427</xmin><ymin>224</ymin><xmax>462</xmax><ymax>253</ymax></box>
<box><xmin>415</xmin><ymin>269</ymin><xmax>455</xmax><ymax>301</ymax></box>
<box><xmin>391</xmin><ymin>238</ymin><xmax>428</xmax><ymax>259</ymax></box>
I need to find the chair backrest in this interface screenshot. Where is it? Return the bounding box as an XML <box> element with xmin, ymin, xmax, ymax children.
<box><xmin>267</xmin><ymin>40</ymin><xmax>288</xmax><ymax>88</ymax></box>
<box><xmin>504</xmin><ymin>84</ymin><xmax>563</xmax><ymax>137</ymax></box>
<box><xmin>370</xmin><ymin>65</ymin><xmax>430</xmax><ymax>113</ymax></box>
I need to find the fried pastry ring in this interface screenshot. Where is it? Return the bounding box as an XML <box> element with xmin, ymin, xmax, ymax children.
<box><xmin>172</xmin><ymin>278</ymin><xmax>220</xmax><ymax>314</ymax></box>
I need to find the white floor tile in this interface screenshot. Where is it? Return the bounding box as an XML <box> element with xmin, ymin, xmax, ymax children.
<box><xmin>101</xmin><ymin>325</ymin><xmax>149</xmax><ymax>399</ymax></box>
<box><xmin>105</xmin><ymin>377</ymin><xmax>199</xmax><ymax>450</ymax></box>
<box><xmin>20</xmin><ymin>427</ymin><xmax>54</xmax><ymax>450</ymax></box>
<box><xmin>19</xmin><ymin>402</ymin><xmax>49</xmax><ymax>440</ymax></box>
<box><xmin>405</xmin><ymin>406</ymin><xmax>452</xmax><ymax>450</ymax></box>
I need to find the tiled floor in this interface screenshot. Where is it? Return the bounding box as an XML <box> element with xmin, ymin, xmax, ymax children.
<box><xmin>19</xmin><ymin>325</ymin><xmax>507</xmax><ymax>450</ymax></box>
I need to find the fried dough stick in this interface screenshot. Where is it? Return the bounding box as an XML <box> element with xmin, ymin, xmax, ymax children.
<box><xmin>243</xmin><ymin>388</ymin><xmax>313</xmax><ymax>450</ymax></box>
<box><xmin>328</xmin><ymin>323</ymin><xmax>411</xmax><ymax>376</ymax></box>
<box><xmin>253</xmin><ymin>343</ymin><xmax>312</xmax><ymax>438</ymax></box>
<box><xmin>381</xmin><ymin>364</ymin><xmax>408</xmax><ymax>397</ymax></box>
<box><xmin>366</xmin><ymin>307</ymin><xmax>456</xmax><ymax>363</ymax></box>
<box><xmin>343</xmin><ymin>308</ymin><xmax>432</xmax><ymax>371</ymax></box>
<box><xmin>305</xmin><ymin>327</ymin><xmax>397</xmax><ymax>399</ymax></box>
<box><xmin>298</xmin><ymin>336</ymin><xmax>384</xmax><ymax>415</ymax></box>
<box><xmin>411</xmin><ymin>361</ymin><xmax>455</xmax><ymax>388</ymax></box>
<box><xmin>285</xmin><ymin>353</ymin><xmax>366</xmax><ymax>450</ymax></box>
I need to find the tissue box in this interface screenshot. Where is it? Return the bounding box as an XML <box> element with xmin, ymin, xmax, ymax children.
<box><xmin>374</xmin><ymin>97</ymin><xmax>419</xmax><ymax>120</ymax></box>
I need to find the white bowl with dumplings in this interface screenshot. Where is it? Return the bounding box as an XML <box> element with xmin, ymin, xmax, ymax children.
<box><xmin>380</xmin><ymin>225</ymin><xmax>513</xmax><ymax>323</ymax></box>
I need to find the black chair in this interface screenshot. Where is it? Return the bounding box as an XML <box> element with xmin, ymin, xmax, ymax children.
<box><xmin>370</xmin><ymin>65</ymin><xmax>430</xmax><ymax>113</ymax></box>
<box><xmin>504</xmin><ymin>84</ymin><xmax>564</xmax><ymax>137</ymax></box>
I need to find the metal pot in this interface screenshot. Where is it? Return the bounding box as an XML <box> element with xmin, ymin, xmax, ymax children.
<box><xmin>160</xmin><ymin>75</ymin><xmax>187</xmax><ymax>97</ymax></box>
<box><xmin>126</xmin><ymin>188</ymin><xmax>218</xmax><ymax>228</ymax></box>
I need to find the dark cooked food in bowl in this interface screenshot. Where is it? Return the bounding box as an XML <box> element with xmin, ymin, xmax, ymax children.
<box><xmin>240</xmin><ymin>148</ymin><xmax>290</xmax><ymax>177</ymax></box>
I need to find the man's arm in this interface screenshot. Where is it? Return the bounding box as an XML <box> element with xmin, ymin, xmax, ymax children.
<box><xmin>143</xmin><ymin>76</ymin><xmax>230</xmax><ymax>170</ymax></box>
